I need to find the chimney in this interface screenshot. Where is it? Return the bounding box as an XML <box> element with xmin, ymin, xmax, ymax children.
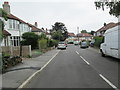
<box><xmin>35</xmin><ymin>22</ymin><xmax>38</xmax><ymax>27</ymax></box>
<box><xmin>3</xmin><ymin>2</ymin><xmax>11</xmax><ymax>14</ymax></box>
<box><xmin>104</xmin><ymin>23</ymin><xmax>107</xmax><ymax>26</ymax></box>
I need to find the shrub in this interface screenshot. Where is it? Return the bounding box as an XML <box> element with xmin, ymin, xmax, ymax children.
<box><xmin>47</xmin><ymin>39</ymin><xmax>59</xmax><ymax>47</ymax></box>
<box><xmin>38</xmin><ymin>39</ymin><xmax>47</xmax><ymax>49</ymax></box>
<box><xmin>94</xmin><ymin>36</ymin><xmax>103</xmax><ymax>47</ymax></box>
<box><xmin>2</xmin><ymin>53</ymin><xmax>22</xmax><ymax>72</ymax></box>
<box><xmin>21</xmin><ymin>32</ymin><xmax>39</xmax><ymax>49</ymax></box>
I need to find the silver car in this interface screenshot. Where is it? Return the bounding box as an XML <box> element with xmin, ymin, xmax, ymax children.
<box><xmin>57</xmin><ymin>42</ymin><xmax>66</xmax><ymax>49</ymax></box>
<box><xmin>80</xmin><ymin>42</ymin><xmax>89</xmax><ymax>48</ymax></box>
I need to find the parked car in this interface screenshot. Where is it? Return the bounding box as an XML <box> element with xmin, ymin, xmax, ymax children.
<box><xmin>100</xmin><ymin>25</ymin><xmax>120</xmax><ymax>59</ymax></box>
<box><xmin>74</xmin><ymin>41</ymin><xmax>79</xmax><ymax>45</ymax></box>
<box><xmin>80</xmin><ymin>42</ymin><xmax>89</xmax><ymax>48</ymax></box>
<box><xmin>57</xmin><ymin>41</ymin><xmax>66</xmax><ymax>49</ymax></box>
<box><xmin>90</xmin><ymin>42</ymin><xmax>94</xmax><ymax>47</ymax></box>
<box><xmin>65</xmin><ymin>41</ymin><xmax>68</xmax><ymax>47</ymax></box>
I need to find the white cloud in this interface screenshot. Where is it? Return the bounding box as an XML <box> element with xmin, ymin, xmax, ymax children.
<box><xmin>1</xmin><ymin>0</ymin><xmax>118</xmax><ymax>34</ymax></box>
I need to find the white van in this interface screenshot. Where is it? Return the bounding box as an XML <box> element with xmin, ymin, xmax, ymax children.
<box><xmin>100</xmin><ymin>25</ymin><xmax>120</xmax><ymax>59</ymax></box>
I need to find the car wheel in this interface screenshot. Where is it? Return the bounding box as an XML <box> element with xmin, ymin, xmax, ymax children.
<box><xmin>101</xmin><ymin>50</ymin><xmax>105</xmax><ymax>57</ymax></box>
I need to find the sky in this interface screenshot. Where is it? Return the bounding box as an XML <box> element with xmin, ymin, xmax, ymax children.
<box><xmin>0</xmin><ymin>0</ymin><xmax>118</xmax><ymax>34</ymax></box>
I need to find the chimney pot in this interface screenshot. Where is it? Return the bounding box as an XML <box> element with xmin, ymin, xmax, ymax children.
<box><xmin>3</xmin><ymin>2</ymin><xmax>10</xmax><ymax>14</ymax></box>
<box><xmin>4</xmin><ymin>2</ymin><xmax>9</xmax><ymax>4</ymax></box>
<box><xmin>35</xmin><ymin>22</ymin><xmax>38</xmax><ymax>27</ymax></box>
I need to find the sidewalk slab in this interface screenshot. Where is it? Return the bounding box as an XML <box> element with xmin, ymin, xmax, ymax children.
<box><xmin>2</xmin><ymin>49</ymin><xmax>59</xmax><ymax>88</ymax></box>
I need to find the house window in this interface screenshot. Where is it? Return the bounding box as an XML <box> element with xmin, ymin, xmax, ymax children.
<box><xmin>4</xmin><ymin>37</ymin><xmax>8</xmax><ymax>46</ymax></box>
<box><xmin>17</xmin><ymin>21</ymin><xmax>20</xmax><ymax>30</ymax></box>
<box><xmin>10</xmin><ymin>36</ymin><xmax>20</xmax><ymax>46</ymax></box>
<box><xmin>13</xmin><ymin>20</ymin><xmax>15</xmax><ymax>29</ymax></box>
<box><xmin>9</xmin><ymin>19</ymin><xmax>12</xmax><ymax>29</ymax></box>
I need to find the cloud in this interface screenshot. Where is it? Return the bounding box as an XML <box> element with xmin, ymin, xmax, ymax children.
<box><xmin>1</xmin><ymin>0</ymin><xmax>118</xmax><ymax>34</ymax></box>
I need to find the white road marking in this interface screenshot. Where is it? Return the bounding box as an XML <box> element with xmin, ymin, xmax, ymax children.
<box><xmin>99</xmin><ymin>74</ymin><xmax>118</xmax><ymax>89</ymax></box>
<box><xmin>76</xmin><ymin>50</ymin><xmax>118</xmax><ymax>89</ymax></box>
<box><xmin>76</xmin><ymin>51</ymin><xmax>79</xmax><ymax>55</ymax></box>
<box><xmin>80</xmin><ymin>56</ymin><xmax>90</xmax><ymax>65</ymax></box>
<box><xmin>17</xmin><ymin>50</ymin><xmax>60</xmax><ymax>89</ymax></box>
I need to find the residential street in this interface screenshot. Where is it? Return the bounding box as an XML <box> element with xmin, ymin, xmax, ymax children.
<box><xmin>24</xmin><ymin>45</ymin><xmax>119</xmax><ymax>89</ymax></box>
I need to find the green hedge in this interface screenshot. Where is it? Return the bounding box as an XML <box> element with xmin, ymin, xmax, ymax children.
<box><xmin>94</xmin><ymin>36</ymin><xmax>103</xmax><ymax>47</ymax></box>
<box><xmin>38</xmin><ymin>39</ymin><xmax>47</xmax><ymax>49</ymax></box>
<box><xmin>47</xmin><ymin>39</ymin><xmax>59</xmax><ymax>47</ymax></box>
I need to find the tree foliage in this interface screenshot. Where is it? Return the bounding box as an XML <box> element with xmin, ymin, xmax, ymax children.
<box><xmin>51</xmin><ymin>22</ymin><xmax>68</xmax><ymax>41</ymax></box>
<box><xmin>94</xmin><ymin>1</ymin><xmax>120</xmax><ymax>17</ymax></box>
<box><xmin>88</xmin><ymin>31</ymin><xmax>95</xmax><ymax>35</ymax></box>
<box><xmin>21</xmin><ymin>32</ymin><xmax>39</xmax><ymax>49</ymax></box>
<box><xmin>0</xmin><ymin>8</ymin><xmax>8</xmax><ymax>21</ymax></box>
<box><xmin>81</xmin><ymin>30</ymin><xmax>87</xmax><ymax>33</ymax></box>
<box><xmin>39</xmin><ymin>33</ymin><xmax>47</xmax><ymax>40</ymax></box>
<box><xmin>0</xmin><ymin>8</ymin><xmax>8</xmax><ymax>41</ymax></box>
<box><xmin>51</xmin><ymin>31</ymin><xmax>64</xmax><ymax>41</ymax></box>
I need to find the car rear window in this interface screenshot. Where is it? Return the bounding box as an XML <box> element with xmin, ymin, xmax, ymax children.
<box><xmin>59</xmin><ymin>42</ymin><xmax>65</xmax><ymax>44</ymax></box>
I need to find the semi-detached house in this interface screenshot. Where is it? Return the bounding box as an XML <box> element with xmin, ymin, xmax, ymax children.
<box><xmin>1</xmin><ymin>2</ymin><xmax>44</xmax><ymax>47</ymax></box>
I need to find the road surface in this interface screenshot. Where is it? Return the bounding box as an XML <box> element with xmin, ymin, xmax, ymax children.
<box><xmin>24</xmin><ymin>45</ymin><xmax>119</xmax><ymax>89</ymax></box>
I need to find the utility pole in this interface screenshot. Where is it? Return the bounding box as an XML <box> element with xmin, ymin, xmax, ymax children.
<box><xmin>77</xmin><ymin>27</ymin><xmax>79</xmax><ymax>42</ymax></box>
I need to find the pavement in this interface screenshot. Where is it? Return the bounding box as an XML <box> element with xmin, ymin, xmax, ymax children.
<box><xmin>2</xmin><ymin>49</ymin><xmax>60</xmax><ymax>88</ymax></box>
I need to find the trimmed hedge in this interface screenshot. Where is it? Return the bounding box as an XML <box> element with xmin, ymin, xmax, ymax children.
<box><xmin>94</xmin><ymin>36</ymin><xmax>103</xmax><ymax>47</ymax></box>
<box><xmin>38</xmin><ymin>39</ymin><xmax>47</xmax><ymax>49</ymax></box>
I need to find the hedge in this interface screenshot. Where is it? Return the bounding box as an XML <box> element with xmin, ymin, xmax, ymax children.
<box><xmin>94</xmin><ymin>36</ymin><xmax>103</xmax><ymax>47</ymax></box>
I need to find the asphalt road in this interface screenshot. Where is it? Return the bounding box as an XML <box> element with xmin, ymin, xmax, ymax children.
<box><xmin>24</xmin><ymin>44</ymin><xmax>119</xmax><ymax>89</ymax></box>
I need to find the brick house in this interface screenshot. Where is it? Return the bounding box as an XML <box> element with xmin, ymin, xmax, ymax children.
<box><xmin>94</xmin><ymin>22</ymin><xmax>117</xmax><ymax>36</ymax></box>
<box><xmin>77</xmin><ymin>33</ymin><xmax>93</xmax><ymax>41</ymax></box>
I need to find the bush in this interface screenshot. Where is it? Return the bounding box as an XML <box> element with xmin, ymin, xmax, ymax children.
<box><xmin>21</xmin><ymin>32</ymin><xmax>39</xmax><ymax>49</ymax></box>
<box><xmin>38</xmin><ymin>39</ymin><xmax>47</xmax><ymax>49</ymax></box>
<box><xmin>2</xmin><ymin>53</ymin><xmax>22</xmax><ymax>72</ymax></box>
<box><xmin>94</xmin><ymin>36</ymin><xmax>103</xmax><ymax>47</ymax></box>
<box><xmin>47</xmin><ymin>39</ymin><xmax>59</xmax><ymax>47</ymax></box>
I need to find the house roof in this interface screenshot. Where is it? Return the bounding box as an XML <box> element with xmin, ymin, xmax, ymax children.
<box><xmin>7</xmin><ymin>14</ymin><xmax>27</xmax><ymax>24</ymax></box>
<box><xmin>77</xmin><ymin>33</ymin><xmax>93</xmax><ymax>37</ymax></box>
<box><xmin>68</xmin><ymin>33</ymin><xmax>75</xmax><ymax>37</ymax></box>
<box><xmin>27</xmin><ymin>23</ymin><xmax>45</xmax><ymax>33</ymax></box>
<box><xmin>96</xmin><ymin>22</ymin><xmax>116</xmax><ymax>32</ymax></box>
<box><xmin>114</xmin><ymin>22</ymin><xmax>120</xmax><ymax>26</ymax></box>
<box><xmin>3</xmin><ymin>30</ymin><xmax>11</xmax><ymax>36</ymax></box>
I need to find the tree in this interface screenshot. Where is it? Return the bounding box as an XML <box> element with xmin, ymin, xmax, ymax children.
<box><xmin>0</xmin><ymin>8</ymin><xmax>8</xmax><ymax>40</ymax></box>
<box><xmin>21</xmin><ymin>32</ymin><xmax>39</xmax><ymax>49</ymax></box>
<box><xmin>51</xmin><ymin>22</ymin><xmax>68</xmax><ymax>41</ymax></box>
<box><xmin>39</xmin><ymin>33</ymin><xmax>47</xmax><ymax>39</ymax></box>
<box><xmin>51</xmin><ymin>31</ymin><xmax>64</xmax><ymax>41</ymax></box>
<box><xmin>81</xmin><ymin>30</ymin><xmax>87</xmax><ymax>33</ymax></box>
<box><xmin>94</xmin><ymin>1</ymin><xmax>120</xmax><ymax>17</ymax></box>
<box><xmin>0</xmin><ymin>8</ymin><xmax>8</xmax><ymax>21</ymax></box>
<box><xmin>88</xmin><ymin>31</ymin><xmax>95</xmax><ymax>35</ymax></box>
